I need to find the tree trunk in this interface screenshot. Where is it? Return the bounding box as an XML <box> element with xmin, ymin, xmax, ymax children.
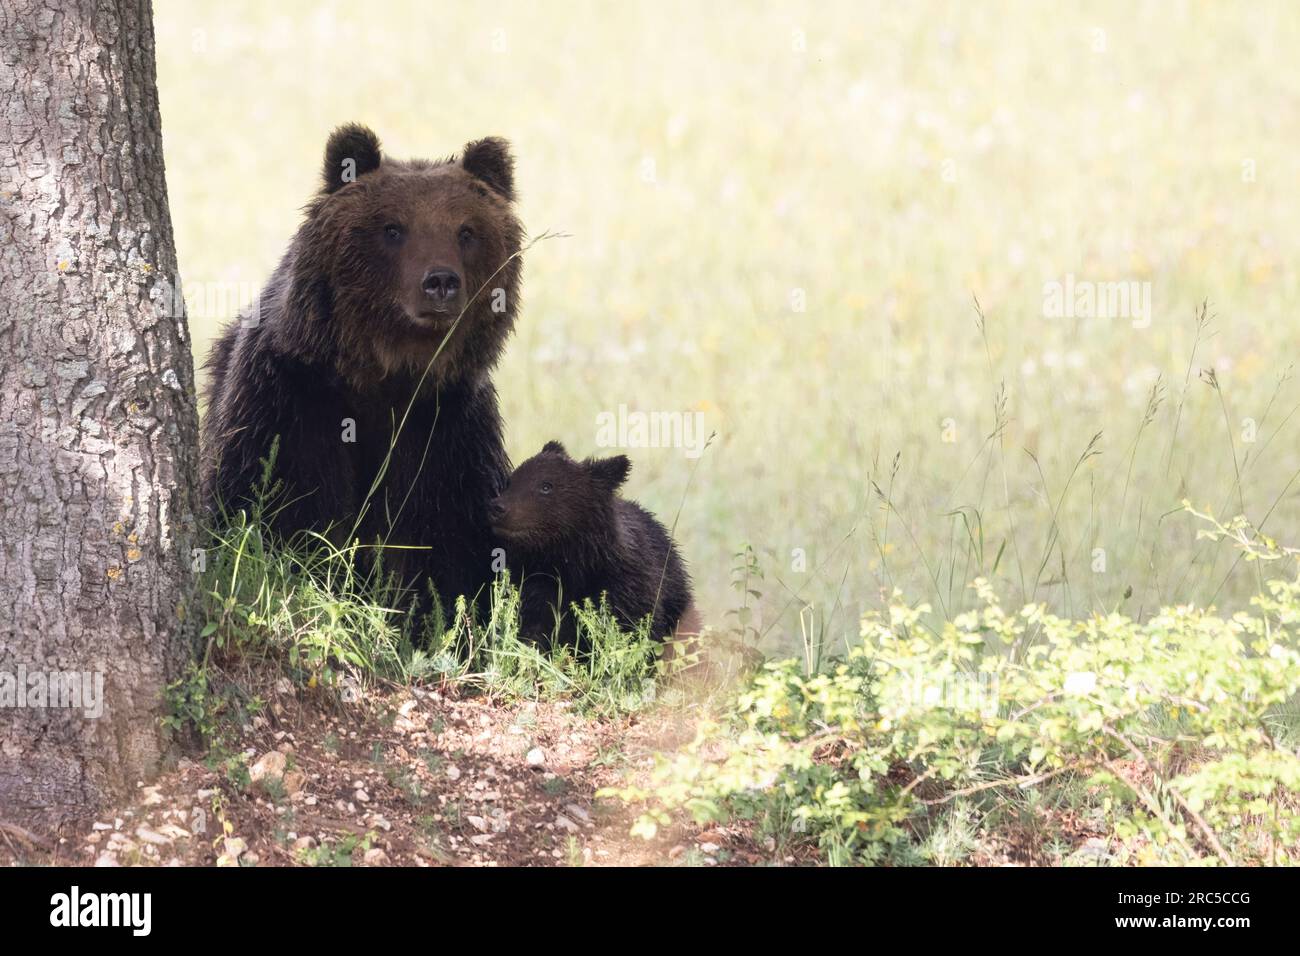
<box><xmin>0</xmin><ymin>0</ymin><xmax>197</xmax><ymax>832</ymax></box>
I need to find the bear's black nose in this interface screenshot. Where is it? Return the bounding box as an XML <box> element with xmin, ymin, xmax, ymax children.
<box><xmin>488</xmin><ymin>498</ymin><xmax>506</xmax><ymax>523</ymax></box>
<box><xmin>422</xmin><ymin>269</ymin><xmax>462</xmax><ymax>302</ymax></box>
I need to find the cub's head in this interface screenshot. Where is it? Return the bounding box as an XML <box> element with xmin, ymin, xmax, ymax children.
<box><xmin>294</xmin><ymin>124</ymin><xmax>524</xmax><ymax>387</ymax></box>
<box><xmin>488</xmin><ymin>441</ymin><xmax>631</xmax><ymax>550</ymax></box>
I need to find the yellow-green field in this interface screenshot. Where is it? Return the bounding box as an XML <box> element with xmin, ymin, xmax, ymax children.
<box><xmin>155</xmin><ymin>1</ymin><xmax>1300</xmax><ymax>654</ymax></box>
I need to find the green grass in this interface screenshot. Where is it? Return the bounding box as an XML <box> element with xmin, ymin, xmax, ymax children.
<box><xmin>155</xmin><ymin>1</ymin><xmax>1300</xmax><ymax>656</ymax></box>
<box><xmin>171</xmin><ymin>464</ymin><xmax>688</xmax><ymax>742</ymax></box>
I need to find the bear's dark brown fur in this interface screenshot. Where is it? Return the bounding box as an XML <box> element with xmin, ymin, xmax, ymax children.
<box><xmin>201</xmin><ymin>124</ymin><xmax>523</xmax><ymax>612</ymax></box>
<box><xmin>488</xmin><ymin>441</ymin><xmax>694</xmax><ymax>650</ymax></box>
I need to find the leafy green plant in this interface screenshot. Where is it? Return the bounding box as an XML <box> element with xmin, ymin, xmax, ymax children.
<box><xmin>725</xmin><ymin>545</ymin><xmax>764</xmax><ymax>649</ymax></box>
<box><xmin>606</xmin><ymin>511</ymin><xmax>1300</xmax><ymax>866</ymax></box>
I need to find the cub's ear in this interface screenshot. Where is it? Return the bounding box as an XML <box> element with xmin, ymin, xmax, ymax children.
<box><xmin>542</xmin><ymin>440</ymin><xmax>568</xmax><ymax>457</ymax></box>
<box><xmin>588</xmin><ymin>454</ymin><xmax>631</xmax><ymax>493</ymax></box>
<box><xmin>461</xmin><ymin>137</ymin><xmax>515</xmax><ymax>201</ymax></box>
<box><xmin>323</xmin><ymin>124</ymin><xmax>382</xmax><ymax>193</ymax></box>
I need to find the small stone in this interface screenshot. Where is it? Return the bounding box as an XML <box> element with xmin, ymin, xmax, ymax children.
<box><xmin>564</xmin><ymin>804</ymin><xmax>591</xmax><ymax>824</ymax></box>
<box><xmin>135</xmin><ymin>825</ymin><xmax>172</xmax><ymax>846</ymax></box>
<box><xmin>525</xmin><ymin>748</ymin><xmax>545</xmax><ymax>767</ymax></box>
<box><xmin>555</xmin><ymin>815</ymin><xmax>579</xmax><ymax>834</ymax></box>
<box><xmin>445</xmin><ymin>765</ymin><xmax>461</xmax><ymax>781</ymax></box>
<box><xmin>363</xmin><ymin>848</ymin><xmax>391</xmax><ymax>867</ymax></box>
<box><xmin>699</xmin><ymin>842</ymin><xmax>720</xmax><ymax>854</ymax></box>
<box><xmin>93</xmin><ymin>851</ymin><xmax>120</xmax><ymax>867</ymax></box>
<box><xmin>354</xmin><ymin>788</ymin><xmax>370</xmax><ymax>803</ymax></box>
<box><xmin>249</xmin><ymin>751</ymin><xmax>287</xmax><ymax>789</ymax></box>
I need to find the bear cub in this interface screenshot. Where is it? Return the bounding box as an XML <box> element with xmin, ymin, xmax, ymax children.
<box><xmin>488</xmin><ymin>441</ymin><xmax>694</xmax><ymax>651</ymax></box>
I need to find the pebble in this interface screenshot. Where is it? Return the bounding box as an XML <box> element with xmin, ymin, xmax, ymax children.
<box><xmin>135</xmin><ymin>825</ymin><xmax>172</xmax><ymax>846</ymax></box>
<box><xmin>249</xmin><ymin>751</ymin><xmax>287</xmax><ymax>787</ymax></box>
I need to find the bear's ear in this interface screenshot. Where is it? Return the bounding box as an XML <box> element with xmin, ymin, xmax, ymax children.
<box><xmin>588</xmin><ymin>454</ymin><xmax>631</xmax><ymax>493</ymax></box>
<box><xmin>542</xmin><ymin>440</ymin><xmax>568</xmax><ymax>457</ymax></box>
<box><xmin>461</xmin><ymin>137</ymin><xmax>515</xmax><ymax>201</ymax></box>
<box><xmin>323</xmin><ymin>124</ymin><xmax>382</xmax><ymax>193</ymax></box>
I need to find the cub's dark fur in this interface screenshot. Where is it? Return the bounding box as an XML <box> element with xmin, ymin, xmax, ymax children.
<box><xmin>489</xmin><ymin>441</ymin><xmax>694</xmax><ymax>649</ymax></box>
<box><xmin>201</xmin><ymin>124</ymin><xmax>523</xmax><ymax>611</ymax></box>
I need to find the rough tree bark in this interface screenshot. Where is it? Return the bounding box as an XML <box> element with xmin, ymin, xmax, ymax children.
<box><xmin>0</xmin><ymin>0</ymin><xmax>197</xmax><ymax>832</ymax></box>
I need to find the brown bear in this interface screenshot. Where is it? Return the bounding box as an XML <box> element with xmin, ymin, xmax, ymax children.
<box><xmin>488</xmin><ymin>441</ymin><xmax>695</xmax><ymax>652</ymax></box>
<box><xmin>200</xmin><ymin>124</ymin><xmax>522</xmax><ymax>615</ymax></box>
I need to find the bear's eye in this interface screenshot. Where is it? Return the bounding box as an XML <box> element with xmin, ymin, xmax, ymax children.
<box><xmin>539</xmin><ymin>481</ymin><xmax>553</xmax><ymax>496</ymax></box>
<box><xmin>383</xmin><ymin>224</ymin><xmax>404</xmax><ymax>244</ymax></box>
<box><xmin>457</xmin><ymin>225</ymin><xmax>474</xmax><ymax>246</ymax></box>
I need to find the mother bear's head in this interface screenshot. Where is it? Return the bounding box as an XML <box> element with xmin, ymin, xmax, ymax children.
<box><xmin>272</xmin><ymin>124</ymin><xmax>524</xmax><ymax>390</ymax></box>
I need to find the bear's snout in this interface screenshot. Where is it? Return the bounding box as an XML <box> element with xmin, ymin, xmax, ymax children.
<box><xmin>487</xmin><ymin>497</ymin><xmax>506</xmax><ymax>524</ymax></box>
<box><xmin>421</xmin><ymin>268</ymin><xmax>462</xmax><ymax>307</ymax></box>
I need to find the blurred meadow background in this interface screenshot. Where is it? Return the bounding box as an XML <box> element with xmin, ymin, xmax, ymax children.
<box><xmin>155</xmin><ymin>1</ymin><xmax>1300</xmax><ymax>656</ymax></box>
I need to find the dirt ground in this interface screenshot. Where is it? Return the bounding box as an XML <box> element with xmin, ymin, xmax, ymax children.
<box><xmin>1</xmin><ymin>672</ymin><xmax>1128</xmax><ymax>868</ymax></box>
<box><xmin>0</xmin><ymin>680</ymin><xmax>789</xmax><ymax>868</ymax></box>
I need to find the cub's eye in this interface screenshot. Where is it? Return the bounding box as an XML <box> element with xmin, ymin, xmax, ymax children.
<box><xmin>457</xmin><ymin>225</ymin><xmax>474</xmax><ymax>246</ymax></box>
<box><xmin>539</xmin><ymin>481</ymin><xmax>553</xmax><ymax>496</ymax></box>
<box><xmin>383</xmin><ymin>224</ymin><xmax>404</xmax><ymax>244</ymax></box>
